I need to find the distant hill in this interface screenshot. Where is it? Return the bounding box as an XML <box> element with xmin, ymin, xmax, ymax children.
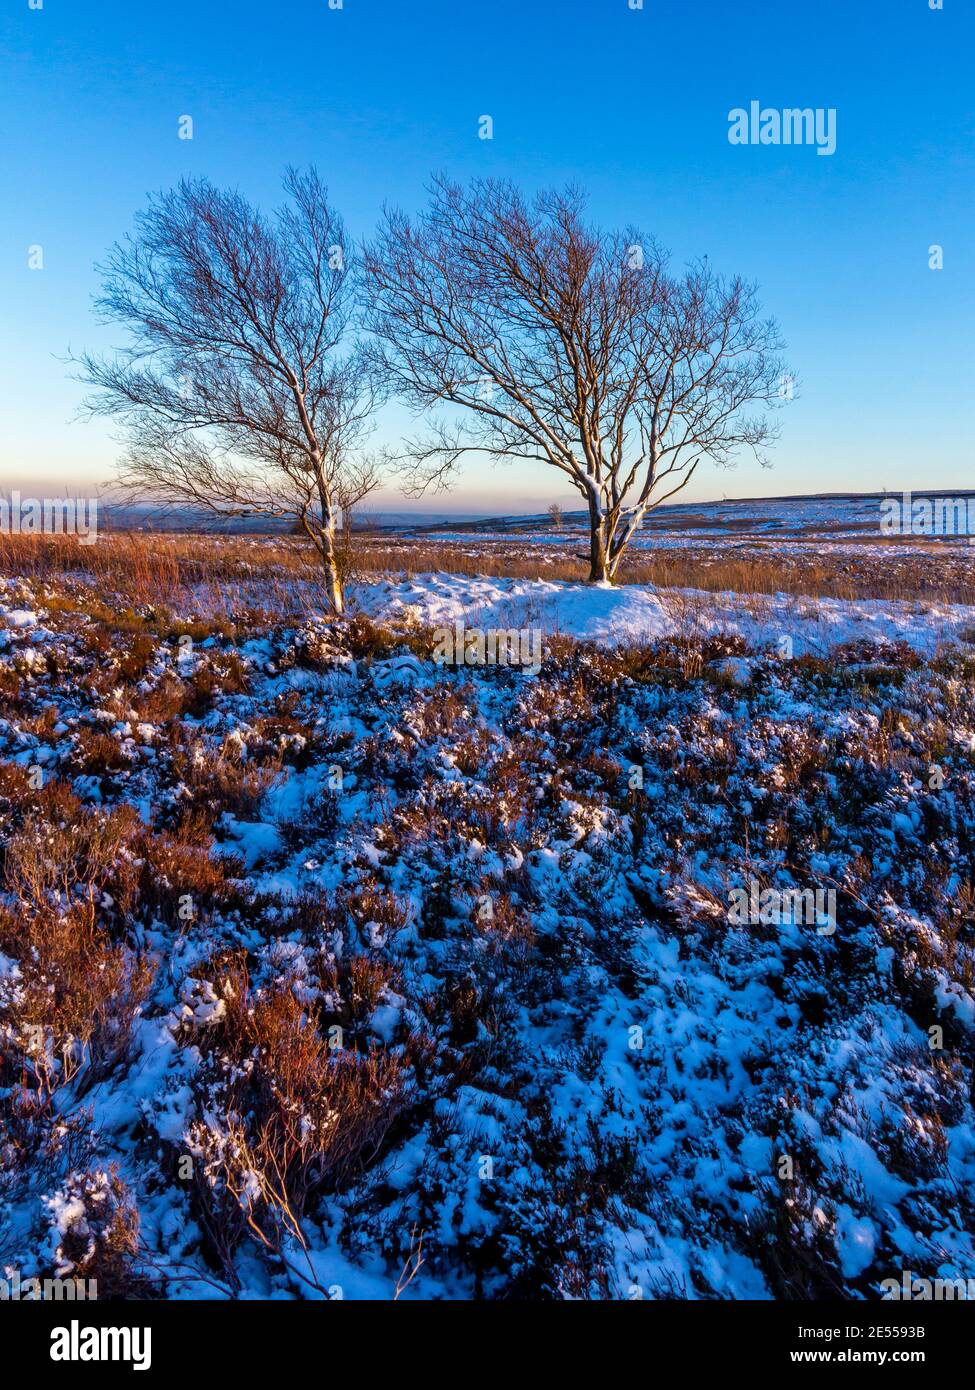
<box><xmin>97</xmin><ymin>490</ymin><xmax>975</xmax><ymax>540</ymax></box>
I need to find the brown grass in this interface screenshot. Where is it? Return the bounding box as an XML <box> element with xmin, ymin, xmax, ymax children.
<box><xmin>2</xmin><ymin>527</ymin><xmax>974</xmax><ymax>608</ymax></box>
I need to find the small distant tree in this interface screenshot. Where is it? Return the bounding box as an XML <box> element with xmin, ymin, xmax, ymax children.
<box><xmin>336</xmin><ymin>454</ymin><xmax>384</xmax><ymax>545</ymax></box>
<box><xmin>79</xmin><ymin>169</ymin><xmax>379</xmax><ymax>613</ymax></box>
<box><xmin>548</xmin><ymin>502</ymin><xmax>563</xmax><ymax>528</ymax></box>
<box><xmin>365</xmin><ymin>178</ymin><xmax>790</xmax><ymax>583</ymax></box>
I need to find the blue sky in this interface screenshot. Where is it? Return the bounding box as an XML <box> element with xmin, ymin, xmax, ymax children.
<box><xmin>1</xmin><ymin>0</ymin><xmax>972</xmax><ymax>514</ymax></box>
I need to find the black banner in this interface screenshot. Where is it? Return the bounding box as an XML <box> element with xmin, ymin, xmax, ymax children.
<box><xmin>5</xmin><ymin>1297</ymin><xmax>970</xmax><ymax>1376</ymax></box>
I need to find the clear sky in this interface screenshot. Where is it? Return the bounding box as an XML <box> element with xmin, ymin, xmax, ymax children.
<box><xmin>1</xmin><ymin>0</ymin><xmax>972</xmax><ymax>514</ymax></box>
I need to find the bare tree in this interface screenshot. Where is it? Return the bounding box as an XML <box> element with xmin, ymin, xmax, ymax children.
<box><xmin>547</xmin><ymin>502</ymin><xmax>563</xmax><ymax>529</ymax></box>
<box><xmin>78</xmin><ymin>169</ymin><xmax>379</xmax><ymax>613</ymax></box>
<box><xmin>365</xmin><ymin>178</ymin><xmax>789</xmax><ymax>583</ymax></box>
<box><xmin>335</xmin><ymin>452</ymin><xmax>384</xmax><ymax>545</ymax></box>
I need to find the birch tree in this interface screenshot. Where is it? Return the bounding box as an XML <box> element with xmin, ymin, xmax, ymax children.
<box><xmin>80</xmin><ymin>169</ymin><xmax>376</xmax><ymax>613</ymax></box>
<box><xmin>365</xmin><ymin>178</ymin><xmax>789</xmax><ymax>582</ymax></box>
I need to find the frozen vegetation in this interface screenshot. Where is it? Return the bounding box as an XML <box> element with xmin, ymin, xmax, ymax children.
<box><xmin>1</xmin><ymin>551</ymin><xmax>974</xmax><ymax>1300</ymax></box>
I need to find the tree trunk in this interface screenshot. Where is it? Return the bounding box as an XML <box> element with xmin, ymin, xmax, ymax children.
<box><xmin>587</xmin><ymin>503</ymin><xmax>611</xmax><ymax>583</ymax></box>
<box><xmin>302</xmin><ymin>500</ymin><xmax>345</xmax><ymax>616</ymax></box>
<box><xmin>321</xmin><ymin>528</ymin><xmax>345</xmax><ymax>615</ymax></box>
<box><xmin>325</xmin><ymin>557</ymin><xmax>344</xmax><ymax>614</ymax></box>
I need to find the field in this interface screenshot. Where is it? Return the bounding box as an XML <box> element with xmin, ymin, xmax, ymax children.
<box><xmin>2</xmin><ymin>499</ymin><xmax>975</xmax><ymax>1300</ymax></box>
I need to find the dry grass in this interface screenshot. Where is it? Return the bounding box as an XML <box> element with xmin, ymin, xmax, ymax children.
<box><xmin>3</xmin><ymin>526</ymin><xmax>975</xmax><ymax>608</ymax></box>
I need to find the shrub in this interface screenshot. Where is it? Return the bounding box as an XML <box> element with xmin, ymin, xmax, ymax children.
<box><xmin>0</xmin><ymin>896</ymin><xmax>153</xmax><ymax>1094</ymax></box>
<box><xmin>185</xmin><ymin>960</ymin><xmax>407</xmax><ymax>1265</ymax></box>
<box><xmin>43</xmin><ymin>1166</ymin><xmax>149</xmax><ymax>1297</ymax></box>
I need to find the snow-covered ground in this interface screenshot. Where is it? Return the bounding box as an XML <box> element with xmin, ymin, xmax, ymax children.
<box><xmin>2</xmin><ymin>560</ymin><xmax>975</xmax><ymax>1302</ymax></box>
<box><xmin>355</xmin><ymin>572</ymin><xmax>975</xmax><ymax>657</ymax></box>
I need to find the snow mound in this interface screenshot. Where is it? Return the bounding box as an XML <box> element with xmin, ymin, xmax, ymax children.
<box><xmin>353</xmin><ymin>573</ymin><xmax>975</xmax><ymax>656</ymax></box>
